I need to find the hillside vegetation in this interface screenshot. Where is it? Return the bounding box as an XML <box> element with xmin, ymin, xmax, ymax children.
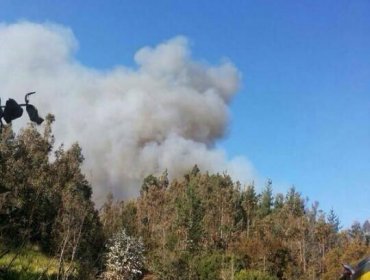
<box><xmin>0</xmin><ymin>246</ymin><xmax>65</xmax><ymax>280</ymax></box>
<box><xmin>1</xmin><ymin>118</ymin><xmax>370</xmax><ymax>279</ymax></box>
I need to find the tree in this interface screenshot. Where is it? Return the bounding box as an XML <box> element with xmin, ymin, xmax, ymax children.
<box><xmin>363</xmin><ymin>220</ymin><xmax>370</xmax><ymax>245</ymax></box>
<box><xmin>273</xmin><ymin>193</ymin><xmax>284</xmax><ymax>211</ymax></box>
<box><xmin>285</xmin><ymin>187</ymin><xmax>304</xmax><ymax>217</ymax></box>
<box><xmin>258</xmin><ymin>180</ymin><xmax>273</xmax><ymax>218</ymax></box>
<box><xmin>327</xmin><ymin>208</ymin><xmax>340</xmax><ymax>234</ymax></box>
<box><xmin>52</xmin><ymin>143</ymin><xmax>104</xmax><ymax>279</ymax></box>
<box><xmin>103</xmin><ymin>229</ymin><xmax>145</xmax><ymax>280</ymax></box>
<box><xmin>349</xmin><ymin>221</ymin><xmax>365</xmax><ymax>243</ymax></box>
<box><xmin>0</xmin><ymin>117</ymin><xmax>104</xmax><ymax>278</ymax></box>
<box><xmin>242</xmin><ymin>184</ymin><xmax>258</xmax><ymax>238</ymax></box>
<box><xmin>100</xmin><ymin>193</ymin><xmax>124</xmax><ymax>239</ymax></box>
<box><xmin>176</xmin><ymin>180</ymin><xmax>204</xmax><ymax>252</ymax></box>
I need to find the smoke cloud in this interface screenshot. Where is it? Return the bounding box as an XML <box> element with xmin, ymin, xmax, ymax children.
<box><xmin>0</xmin><ymin>22</ymin><xmax>256</xmax><ymax>201</ymax></box>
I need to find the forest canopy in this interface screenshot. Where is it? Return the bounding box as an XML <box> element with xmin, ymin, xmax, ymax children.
<box><xmin>1</xmin><ymin>120</ymin><xmax>370</xmax><ymax>280</ymax></box>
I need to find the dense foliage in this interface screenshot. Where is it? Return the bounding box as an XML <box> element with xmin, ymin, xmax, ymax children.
<box><xmin>0</xmin><ymin>117</ymin><xmax>104</xmax><ymax>279</ymax></box>
<box><xmin>1</xmin><ymin>120</ymin><xmax>370</xmax><ymax>279</ymax></box>
<box><xmin>101</xmin><ymin>168</ymin><xmax>370</xmax><ymax>280</ymax></box>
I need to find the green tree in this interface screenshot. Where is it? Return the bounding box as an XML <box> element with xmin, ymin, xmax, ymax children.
<box><xmin>176</xmin><ymin>180</ymin><xmax>204</xmax><ymax>252</ymax></box>
<box><xmin>327</xmin><ymin>208</ymin><xmax>340</xmax><ymax>234</ymax></box>
<box><xmin>258</xmin><ymin>180</ymin><xmax>273</xmax><ymax>218</ymax></box>
<box><xmin>242</xmin><ymin>184</ymin><xmax>258</xmax><ymax>238</ymax></box>
<box><xmin>51</xmin><ymin>143</ymin><xmax>104</xmax><ymax>278</ymax></box>
<box><xmin>285</xmin><ymin>187</ymin><xmax>304</xmax><ymax>217</ymax></box>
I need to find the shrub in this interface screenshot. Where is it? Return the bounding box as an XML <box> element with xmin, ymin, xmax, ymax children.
<box><xmin>103</xmin><ymin>229</ymin><xmax>145</xmax><ymax>280</ymax></box>
<box><xmin>235</xmin><ymin>269</ymin><xmax>277</xmax><ymax>280</ymax></box>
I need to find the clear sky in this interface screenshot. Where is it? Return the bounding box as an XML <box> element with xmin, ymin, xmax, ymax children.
<box><xmin>0</xmin><ymin>0</ymin><xmax>369</xmax><ymax>228</ymax></box>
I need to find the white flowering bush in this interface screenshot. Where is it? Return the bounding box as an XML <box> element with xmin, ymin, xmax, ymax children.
<box><xmin>103</xmin><ymin>229</ymin><xmax>145</xmax><ymax>280</ymax></box>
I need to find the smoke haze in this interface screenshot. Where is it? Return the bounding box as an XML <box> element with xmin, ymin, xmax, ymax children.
<box><xmin>0</xmin><ymin>22</ymin><xmax>256</xmax><ymax>201</ymax></box>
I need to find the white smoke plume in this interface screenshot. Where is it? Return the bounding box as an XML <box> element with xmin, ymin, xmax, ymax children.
<box><xmin>0</xmin><ymin>22</ymin><xmax>256</xmax><ymax>201</ymax></box>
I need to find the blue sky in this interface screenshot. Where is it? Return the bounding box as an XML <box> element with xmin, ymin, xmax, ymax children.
<box><xmin>1</xmin><ymin>0</ymin><xmax>369</xmax><ymax>228</ymax></box>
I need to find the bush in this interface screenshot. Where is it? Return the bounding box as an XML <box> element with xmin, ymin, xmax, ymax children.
<box><xmin>103</xmin><ymin>229</ymin><xmax>145</xmax><ymax>280</ymax></box>
<box><xmin>195</xmin><ymin>253</ymin><xmax>223</xmax><ymax>280</ymax></box>
<box><xmin>235</xmin><ymin>269</ymin><xmax>277</xmax><ymax>280</ymax></box>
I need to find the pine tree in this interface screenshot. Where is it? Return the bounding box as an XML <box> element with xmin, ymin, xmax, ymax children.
<box><xmin>327</xmin><ymin>208</ymin><xmax>340</xmax><ymax>233</ymax></box>
<box><xmin>242</xmin><ymin>184</ymin><xmax>258</xmax><ymax>238</ymax></box>
<box><xmin>285</xmin><ymin>186</ymin><xmax>304</xmax><ymax>217</ymax></box>
<box><xmin>258</xmin><ymin>180</ymin><xmax>273</xmax><ymax>218</ymax></box>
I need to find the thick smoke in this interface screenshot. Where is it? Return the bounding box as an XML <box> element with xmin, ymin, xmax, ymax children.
<box><xmin>0</xmin><ymin>22</ymin><xmax>256</xmax><ymax>201</ymax></box>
